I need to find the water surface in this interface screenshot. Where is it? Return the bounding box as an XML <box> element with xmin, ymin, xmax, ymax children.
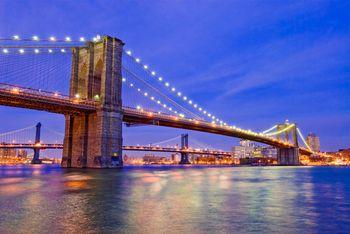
<box><xmin>1</xmin><ymin>165</ymin><xmax>350</xmax><ymax>233</ymax></box>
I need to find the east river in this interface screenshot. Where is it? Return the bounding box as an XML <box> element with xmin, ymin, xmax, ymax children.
<box><xmin>1</xmin><ymin>165</ymin><xmax>350</xmax><ymax>233</ymax></box>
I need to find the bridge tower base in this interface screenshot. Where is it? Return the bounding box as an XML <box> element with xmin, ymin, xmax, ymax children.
<box><xmin>179</xmin><ymin>133</ymin><xmax>191</xmax><ymax>164</ymax></box>
<box><xmin>277</xmin><ymin>147</ymin><xmax>299</xmax><ymax>166</ymax></box>
<box><xmin>61</xmin><ymin>36</ymin><xmax>124</xmax><ymax>168</ymax></box>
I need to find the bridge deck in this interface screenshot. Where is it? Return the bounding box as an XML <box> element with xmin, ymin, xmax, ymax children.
<box><xmin>0</xmin><ymin>143</ymin><xmax>231</xmax><ymax>156</ymax></box>
<box><xmin>0</xmin><ymin>85</ymin><xmax>312</xmax><ymax>155</ymax></box>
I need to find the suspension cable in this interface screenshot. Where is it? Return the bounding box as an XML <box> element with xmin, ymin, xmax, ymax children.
<box><xmin>296</xmin><ymin>128</ymin><xmax>312</xmax><ymax>151</ymax></box>
<box><xmin>265</xmin><ymin>124</ymin><xmax>295</xmax><ymax>136</ymax></box>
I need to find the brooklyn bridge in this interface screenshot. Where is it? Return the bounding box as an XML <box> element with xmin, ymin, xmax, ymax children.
<box><xmin>0</xmin><ymin>35</ymin><xmax>319</xmax><ymax>167</ymax></box>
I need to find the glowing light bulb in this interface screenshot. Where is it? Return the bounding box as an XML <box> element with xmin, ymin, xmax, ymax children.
<box><xmin>32</xmin><ymin>35</ymin><xmax>39</xmax><ymax>41</ymax></box>
<box><xmin>177</xmin><ymin>92</ymin><xmax>181</xmax><ymax>96</ymax></box>
<box><xmin>79</xmin><ymin>37</ymin><xmax>85</xmax><ymax>42</ymax></box>
<box><xmin>135</xmin><ymin>58</ymin><xmax>140</xmax><ymax>63</ymax></box>
<box><xmin>144</xmin><ymin>92</ymin><xmax>148</xmax><ymax>96</ymax></box>
<box><xmin>65</xmin><ymin>37</ymin><xmax>71</xmax><ymax>42</ymax></box>
<box><xmin>60</xmin><ymin>49</ymin><xmax>66</xmax><ymax>53</ymax></box>
<box><xmin>48</xmin><ymin>49</ymin><xmax>53</xmax><ymax>53</ymax></box>
<box><xmin>126</xmin><ymin>50</ymin><xmax>132</xmax><ymax>55</ymax></box>
<box><xmin>151</xmin><ymin>71</ymin><xmax>156</xmax><ymax>76</ymax></box>
<box><xmin>183</xmin><ymin>96</ymin><xmax>187</xmax><ymax>100</ymax></box>
<box><xmin>158</xmin><ymin>77</ymin><xmax>163</xmax><ymax>81</ymax></box>
<box><xmin>19</xmin><ymin>49</ymin><xmax>24</xmax><ymax>54</ymax></box>
<box><xmin>130</xmin><ymin>83</ymin><xmax>134</xmax><ymax>87</ymax></box>
<box><xmin>165</xmin><ymin>82</ymin><xmax>170</xmax><ymax>87</ymax></box>
<box><xmin>171</xmin><ymin>87</ymin><xmax>176</xmax><ymax>92</ymax></box>
<box><xmin>122</xmin><ymin>78</ymin><xmax>126</xmax><ymax>82</ymax></box>
<box><xmin>34</xmin><ymin>49</ymin><xmax>39</xmax><ymax>53</ymax></box>
<box><xmin>143</xmin><ymin>65</ymin><xmax>148</xmax><ymax>69</ymax></box>
<box><xmin>188</xmin><ymin>100</ymin><xmax>192</xmax><ymax>104</ymax></box>
<box><xmin>13</xmin><ymin>35</ymin><xmax>20</xmax><ymax>40</ymax></box>
<box><xmin>2</xmin><ymin>49</ymin><xmax>9</xmax><ymax>54</ymax></box>
<box><xmin>136</xmin><ymin>105</ymin><xmax>141</xmax><ymax>110</ymax></box>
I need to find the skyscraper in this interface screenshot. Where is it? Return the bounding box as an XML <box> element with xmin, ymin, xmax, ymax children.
<box><xmin>306</xmin><ymin>133</ymin><xmax>320</xmax><ymax>152</ymax></box>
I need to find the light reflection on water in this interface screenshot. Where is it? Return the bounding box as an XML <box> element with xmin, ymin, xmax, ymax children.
<box><xmin>1</xmin><ymin>165</ymin><xmax>350</xmax><ymax>233</ymax></box>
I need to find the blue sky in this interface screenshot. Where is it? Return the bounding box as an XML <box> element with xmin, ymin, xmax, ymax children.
<box><xmin>0</xmin><ymin>0</ymin><xmax>349</xmax><ymax>151</ymax></box>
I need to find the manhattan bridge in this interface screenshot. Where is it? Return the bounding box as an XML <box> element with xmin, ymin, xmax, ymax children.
<box><xmin>0</xmin><ymin>35</ymin><xmax>321</xmax><ymax>168</ymax></box>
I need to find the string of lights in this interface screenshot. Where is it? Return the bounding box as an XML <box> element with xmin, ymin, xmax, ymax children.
<box><xmin>123</xmin><ymin>49</ymin><xmax>228</xmax><ymax>126</ymax></box>
<box><xmin>0</xmin><ymin>34</ymin><xmax>318</xmax><ymax>148</ymax></box>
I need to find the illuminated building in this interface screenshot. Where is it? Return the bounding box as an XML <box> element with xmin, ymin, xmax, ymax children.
<box><xmin>262</xmin><ymin>146</ymin><xmax>277</xmax><ymax>158</ymax></box>
<box><xmin>0</xmin><ymin>148</ymin><xmax>17</xmax><ymax>158</ymax></box>
<box><xmin>232</xmin><ymin>140</ymin><xmax>255</xmax><ymax>158</ymax></box>
<box><xmin>17</xmin><ymin>149</ymin><xmax>28</xmax><ymax>158</ymax></box>
<box><xmin>306</xmin><ymin>133</ymin><xmax>320</xmax><ymax>152</ymax></box>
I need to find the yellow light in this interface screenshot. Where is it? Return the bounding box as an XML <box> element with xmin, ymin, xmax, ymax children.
<box><xmin>12</xmin><ymin>87</ymin><xmax>20</xmax><ymax>94</ymax></box>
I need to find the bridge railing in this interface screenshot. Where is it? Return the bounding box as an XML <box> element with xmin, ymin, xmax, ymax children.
<box><xmin>0</xmin><ymin>83</ymin><xmax>98</xmax><ymax>107</ymax></box>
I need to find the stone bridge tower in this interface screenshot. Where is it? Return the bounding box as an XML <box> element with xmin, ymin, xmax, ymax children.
<box><xmin>61</xmin><ymin>36</ymin><xmax>124</xmax><ymax>168</ymax></box>
<box><xmin>276</xmin><ymin>122</ymin><xmax>299</xmax><ymax>166</ymax></box>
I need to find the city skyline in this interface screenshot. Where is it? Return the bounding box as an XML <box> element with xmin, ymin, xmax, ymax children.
<box><xmin>0</xmin><ymin>1</ymin><xmax>349</xmax><ymax>151</ymax></box>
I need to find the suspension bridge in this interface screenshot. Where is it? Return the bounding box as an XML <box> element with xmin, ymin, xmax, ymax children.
<box><xmin>0</xmin><ymin>124</ymin><xmax>231</xmax><ymax>164</ymax></box>
<box><xmin>0</xmin><ymin>34</ymin><xmax>318</xmax><ymax>168</ymax></box>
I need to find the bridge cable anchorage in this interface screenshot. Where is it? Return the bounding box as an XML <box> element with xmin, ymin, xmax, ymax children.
<box><xmin>265</xmin><ymin>124</ymin><xmax>295</xmax><ymax>136</ymax></box>
<box><xmin>122</xmin><ymin>67</ymin><xmax>202</xmax><ymax>119</ymax></box>
<box><xmin>296</xmin><ymin>128</ymin><xmax>312</xmax><ymax>151</ymax></box>
<box><xmin>123</xmin><ymin>49</ymin><xmax>229</xmax><ymax>125</ymax></box>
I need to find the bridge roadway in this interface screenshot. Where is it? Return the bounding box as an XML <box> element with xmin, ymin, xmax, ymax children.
<box><xmin>0</xmin><ymin>84</ymin><xmax>312</xmax><ymax>155</ymax></box>
<box><xmin>0</xmin><ymin>143</ymin><xmax>232</xmax><ymax>156</ymax></box>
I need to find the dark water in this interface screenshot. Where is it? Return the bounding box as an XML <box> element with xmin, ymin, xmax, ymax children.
<box><xmin>1</xmin><ymin>165</ymin><xmax>350</xmax><ymax>233</ymax></box>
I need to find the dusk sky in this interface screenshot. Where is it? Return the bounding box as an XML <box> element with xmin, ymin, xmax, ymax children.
<box><xmin>0</xmin><ymin>0</ymin><xmax>349</xmax><ymax>151</ymax></box>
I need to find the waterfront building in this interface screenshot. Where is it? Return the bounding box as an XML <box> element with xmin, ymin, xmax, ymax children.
<box><xmin>0</xmin><ymin>148</ymin><xmax>17</xmax><ymax>158</ymax></box>
<box><xmin>232</xmin><ymin>139</ymin><xmax>256</xmax><ymax>158</ymax></box>
<box><xmin>262</xmin><ymin>146</ymin><xmax>278</xmax><ymax>158</ymax></box>
<box><xmin>306</xmin><ymin>133</ymin><xmax>320</xmax><ymax>152</ymax></box>
<box><xmin>17</xmin><ymin>149</ymin><xmax>28</xmax><ymax>158</ymax></box>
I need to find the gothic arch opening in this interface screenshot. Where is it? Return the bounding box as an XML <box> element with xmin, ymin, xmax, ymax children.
<box><xmin>78</xmin><ymin>62</ymin><xmax>87</xmax><ymax>97</ymax></box>
<box><xmin>93</xmin><ymin>58</ymin><xmax>103</xmax><ymax>100</ymax></box>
